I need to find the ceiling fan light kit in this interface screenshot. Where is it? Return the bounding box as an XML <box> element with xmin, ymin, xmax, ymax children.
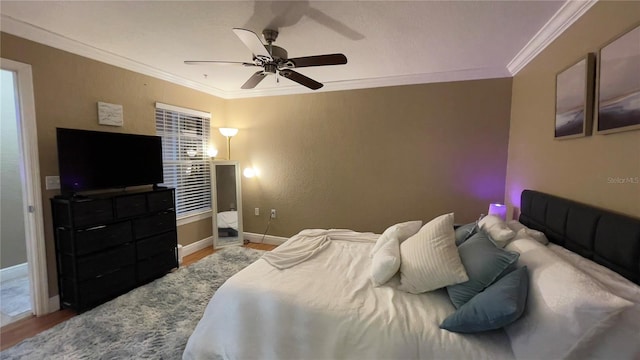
<box><xmin>185</xmin><ymin>28</ymin><xmax>347</xmax><ymax>90</ymax></box>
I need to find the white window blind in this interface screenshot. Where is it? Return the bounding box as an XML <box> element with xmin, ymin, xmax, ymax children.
<box><xmin>155</xmin><ymin>103</ymin><xmax>211</xmax><ymax>217</ymax></box>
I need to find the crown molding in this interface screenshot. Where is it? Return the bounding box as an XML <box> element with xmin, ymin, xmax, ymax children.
<box><xmin>507</xmin><ymin>0</ymin><xmax>598</xmax><ymax>76</ymax></box>
<box><xmin>222</xmin><ymin>67</ymin><xmax>511</xmax><ymax>99</ymax></box>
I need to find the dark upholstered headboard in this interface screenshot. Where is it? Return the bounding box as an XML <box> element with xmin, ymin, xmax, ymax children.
<box><xmin>519</xmin><ymin>190</ymin><xmax>640</xmax><ymax>285</ymax></box>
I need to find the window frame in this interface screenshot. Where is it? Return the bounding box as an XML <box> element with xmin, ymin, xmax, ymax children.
<box><xmin>155</xmin><ymin>102</ymin><xmax>212</xmax><ymax>223</ymax></box>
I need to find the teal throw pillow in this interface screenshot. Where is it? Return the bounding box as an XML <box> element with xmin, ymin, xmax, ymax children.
<box><xmin>447</xmin><ymin>230</ymin><xmax>519</xmax><ymax>308</ymax></box>
<box><xmin>440</xmin><ymin>266</ymin><xmax>529</xmax><ymax>333</ymax></box>
<box><xmin>454</xmin><ymin>222</ymin><xmax>478</xmax><ymax>246</ymax></box>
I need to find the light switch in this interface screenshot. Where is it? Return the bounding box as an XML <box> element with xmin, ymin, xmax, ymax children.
<box><xmin>45</xmin><ymin>176</ymin><xmax>60</xmax><ymax>190</ymax></box>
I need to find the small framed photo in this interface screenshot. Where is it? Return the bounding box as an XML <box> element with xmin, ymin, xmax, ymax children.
<box><xmin>554</xmin><ymin>53</ymin><xmax>596</xmax><ymax>139</ymax></box>
<box><xmin>595</xmin><ymin>24</ymin><xmax>640</xmax><ymax>135</ymax></box>
<box><xmin>98</xmin><ymin>101</ymin><xmax>124</xmax><ymax>127</ymax></box>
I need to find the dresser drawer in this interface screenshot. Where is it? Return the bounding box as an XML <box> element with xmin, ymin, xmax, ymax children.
<box><xmin>136</xmin><ymin>231</ymin><xmax>177</xmax><ymax>260</ymax></box>
<box><xmin>70</xmin><ymin>243</ymin><xmax>135</xmax><ymax>281</ymax></box>
<box><xmin>58</xmin><ymin>222</ymin><xmax>133</xmax><ymax>256</ymax></box>
<box><xmin>147</xmin><ymin>190</ymin><xmax>174</xmax><ymax>212</ymax></box>
<box><xmin>72</xmin><ymin>199</ymin><xmax>113</xmax><ymax>227</ymax></box>
<box><xmin>137</xmin><ymin>249</ymin><xmax>177</xmax><ymax>283</ymax></box>
<box><xmin>78</xmin><ymin>266</ymin><xmax>136</xmax><ymax>308</ymax></box>
<box><xmin>115</xmin><ymin>194</ymin><xmax>147</xmax><ymax>219</ymax></box>
<box><xmin>133</xmin><ymin>212</ymin><xmax>176</xmax><ymax>239</ymax></box>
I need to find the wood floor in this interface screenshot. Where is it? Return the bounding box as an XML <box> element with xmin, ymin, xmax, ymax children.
<box><xmin>0</xmin><ymin>242</ymin><xmax>276</xmax><ymax>351</ymax></box>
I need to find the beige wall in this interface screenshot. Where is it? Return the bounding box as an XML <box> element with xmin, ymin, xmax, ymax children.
<box><xmin>505</xmin><ymin>2</ymin><xmax>640</xmax><ymax>219</ymax></box>
<box><xmin>227</xmin><ymin>79</ymin><xmax>513</xmax><ymax>237</ymax></box>
<box><xmin>1</xmin><ymin>32</ymin><xmax>224</xmax><ymax>295</ymax></box>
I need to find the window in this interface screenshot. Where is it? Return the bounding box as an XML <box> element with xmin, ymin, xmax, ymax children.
<box><xmin>155</xmin><ymin>102</ymin><xmax>211</xmax><ymax>218</ymax></box>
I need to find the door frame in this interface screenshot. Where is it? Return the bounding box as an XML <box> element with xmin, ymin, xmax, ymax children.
<box><xmin>1</xmin><ymin>58</ymin><xmax>50</xmax><ymax>316</ymax></box>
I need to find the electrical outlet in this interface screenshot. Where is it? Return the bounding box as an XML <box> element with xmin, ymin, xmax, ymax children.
<box><xmin>255</xmin><ymin>207</ymin><xmax>260</xmax><ymax>216</ymax></box>
<box><xmin>270</xmin><ymin>209</ymin><xmax>277</xmax><ymax>219</ymax></box>
<box><xmin>45</xmin><ymin>176</ymin><xmax>60</xmax><ymax>190</ymax></box>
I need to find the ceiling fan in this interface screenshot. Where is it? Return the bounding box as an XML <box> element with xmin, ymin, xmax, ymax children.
<box><xmin>185</xmin><ymin>28</ymin><xmax>347</xmax><ymax>90</ymax></box>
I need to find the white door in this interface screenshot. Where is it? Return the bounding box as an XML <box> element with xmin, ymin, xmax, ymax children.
<box><xmin>0</xmin><ymin>59</ymin><xmax>50</xmax><ymax>322</ymax></box>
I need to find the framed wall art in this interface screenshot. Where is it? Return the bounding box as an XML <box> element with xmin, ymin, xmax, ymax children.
<box><xmin>595</xmin><ymin>24</ymin><xmax>640</xmax><ymax>135</ymax></box>
<box><xmin>554</xmin><ymin>53</ymin><xmax>595</xmax><ymax>139</ymax></box>
<box><xmin>98</xmin><ymin>101</ymin><xmax>124</xmax><ymax>127</ymax></box>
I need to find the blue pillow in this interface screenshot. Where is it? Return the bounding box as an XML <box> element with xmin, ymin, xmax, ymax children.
<box><xmin>447</xmin><ymin>231</ymin><xmax>519</xmax><ymax>308</ymax></box>
<box><xmin>440</xmin><ymin>266</ymin><xmax>529</xmax><ymax>333</ymax></box>
<box><xmin>454</xmin><ymin>222</ymin><xmax>478</xmax><ymax>246</ymax></box>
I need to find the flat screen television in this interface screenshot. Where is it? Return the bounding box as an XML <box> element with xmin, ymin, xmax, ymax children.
<box><xmin>56</xmin><ymin>128</ymin><xmax>164</xmax><ymax>195</ymax></box>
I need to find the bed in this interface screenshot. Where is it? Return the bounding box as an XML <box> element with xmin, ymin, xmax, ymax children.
<box><xmin>184</xmin><ymin>190</ymin><xmax>640</xmax><ymax>360</ymax></box>
<box><xmin>217</xmin><ymin>210</ymin><xmax>238</xmax><ymax>237</ymax></box>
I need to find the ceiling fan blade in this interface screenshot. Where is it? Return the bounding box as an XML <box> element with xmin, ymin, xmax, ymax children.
<box><xmin>241</xmin><ymin>71</ymin><xmax>268</xmax><ymax>89</ymax></box>
<box><xmin>279</xmin><ymin>69</ymin><xmax>323</xmax><ymax>90</ymax></box>
<box><xmin>286</xmin><ymin>54</ymin><xmax>347</xmax><ymax>68</ymax></box>
<box><xmin>184</xmin><ymin>60</ymin><xmax>257</xmax><ymax>67</ymax></box>
<box><xmin>232</xmin><ymin>28</ymin><xmax>273</xmax><ymax>62</ymax></box>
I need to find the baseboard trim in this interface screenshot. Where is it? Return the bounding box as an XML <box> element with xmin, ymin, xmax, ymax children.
<box><xmin>181</xmin><ymin>233</ymin><xmax>285</xmax><ymax>256</ymax></box>
<box><xmin>182</xmin><ymin>236</ymin><xmax>213</xmax><ymax>257</ymax></box>
<box><xmin>48</xmin><ymin>295</ymin><xmax>60</xmax><ymax>313</ymax></box>
<box><xmin>244</xmin><ymin>232</ymin><xmax>287</xmax><ymax>246</ymax></box>
<box><xmin>0</xmin><ymin>262</ymin><xmax>28</xmax><ymax>282</ymax></box>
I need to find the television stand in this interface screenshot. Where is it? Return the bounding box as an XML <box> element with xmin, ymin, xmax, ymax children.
<box><xmin>51</xmin><ymin>187</ymin><xmax>178</xmax><ymax>312</ymax></box>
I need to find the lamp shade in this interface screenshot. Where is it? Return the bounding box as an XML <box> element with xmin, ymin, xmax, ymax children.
<box><xmin>243</xmin><ymin>167</ymin><xmax>256</xmax><ymax>178</ymax></box>
<box><xmin>207</xmin><ymin>147</ymin><xmax>218</xmax><ymax>158</ymax></box>
<box><xmin>219</xmin><ymin>128</ymin><xmax>238</xmax><ymax>137</ymax></box>
<box><xmin>488</xmin><ymin>203</ymin><xmax>507</xmax><ymax>220</ymax></box>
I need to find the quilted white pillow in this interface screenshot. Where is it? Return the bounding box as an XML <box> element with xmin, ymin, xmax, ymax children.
<box><xmin>478</xmin><ymin>215</ymin><xmax>515</xmax><ymax>247</ymax></box>
<box><xmin>370</xmin><ymin>236</ymin><xmax>401</xmax><ymax>286</ymax></box>
<box><xmin>370</xmin><ymin>220</ymin><xmax>422</xmax><ymax>257</ymax></box>
<box><xmin>505</xmin><ymin>238</ymin><xmax>633</xmax><ymax>359</ymax></box>
<box><xmin>398</xmin><ymin>213</ymin><xmax>468</xmax><ymax>294</ymax></box>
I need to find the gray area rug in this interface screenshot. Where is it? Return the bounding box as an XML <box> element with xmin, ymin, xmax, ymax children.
<box><xmin>1</xmin><ymin>246</ymin><xmax>264</xmax><ymax>359</ymax></box>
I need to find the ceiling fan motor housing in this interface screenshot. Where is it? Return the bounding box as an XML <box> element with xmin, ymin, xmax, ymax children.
<box><xmin>256</xmin><ymin>45</ymin><xmax>288</xmax><ymax>72</ymax></box>
<box><xmin>264</xmin><ymin>63</ymin><xmax>277</xmax><ymax>74</ymax></box>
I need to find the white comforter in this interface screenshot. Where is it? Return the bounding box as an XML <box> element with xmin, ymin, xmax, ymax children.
<box><xmin>183</xmin><ymin>231</ymin><xmax>515</xmax><ymax>360</ymax></box>
<box><xmin>217</xmin><ymin>211</ymin><xmax>238</xmax><ymax>230</ymax></box>
<box><xmin>262</xmin><ymin>229</ymin><xmax>378</xmax><ymax>269</ymax></box>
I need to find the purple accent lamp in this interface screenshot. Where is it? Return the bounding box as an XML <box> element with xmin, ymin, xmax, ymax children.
<box><xmin>488</xmin><ymin>203</ymin><xmax>507</xmax><ymax>221</ymax></box>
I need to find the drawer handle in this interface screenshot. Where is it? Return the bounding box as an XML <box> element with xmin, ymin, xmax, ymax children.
<box><xmin>86</xmin><ymin>225</ymin><xmax>107</xmax><ymax>231</ymax></box>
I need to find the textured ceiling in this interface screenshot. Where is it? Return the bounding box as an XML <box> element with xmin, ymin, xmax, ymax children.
<box><xmin>1</xmin><ymin>1</ymin><xmax>569</xmax><ymax>98</ymax></box>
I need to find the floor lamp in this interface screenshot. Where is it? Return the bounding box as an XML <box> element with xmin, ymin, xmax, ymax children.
<box><xmin>219</xmin><ymin>128</ymin><xmax>238</xmax><ymax>160</ymax></box>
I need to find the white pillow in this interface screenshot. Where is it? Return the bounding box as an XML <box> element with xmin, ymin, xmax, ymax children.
<box><xmin>505</xmin><ymin>238</ymin><xmax>633</xmax><ymax>360</ymax></box>
<box><xmin>547</xmin><ymin>244</ymin><xmax>640</xmax><ymax>360</ymax></box>
<box><xmin>370</xmin><ymin>220</ymin><xmax>422</xmax><ymax>257</ymax></box>
<box><xmin>398</xmin><ymin>213</ymin><xmax>468</xmax><ymax>294</ymax></box>
<box><xmin>370</xmin><ymin>236</ymin><xmax>401</xmax><ymax>286</ymax></box>
<box><xmin>507</xmin><ymin>220</ymin><xmax>549</xmax><ymax>245</ymax></box>
<box><xmin>478</xmin><ymin>215</ymin><xmax>515</xmax><ymax>247</ymax></box>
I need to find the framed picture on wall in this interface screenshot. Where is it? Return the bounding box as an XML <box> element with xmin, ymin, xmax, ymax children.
<box><xmin>554</xmin><ymin>53</ymin><xmax>596</xmax><ymax>139</ymax></box>
<box><xmin>595</xmin><ymin>24</ymin><xmax>640</xmax><ymax>135</ymax></box>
